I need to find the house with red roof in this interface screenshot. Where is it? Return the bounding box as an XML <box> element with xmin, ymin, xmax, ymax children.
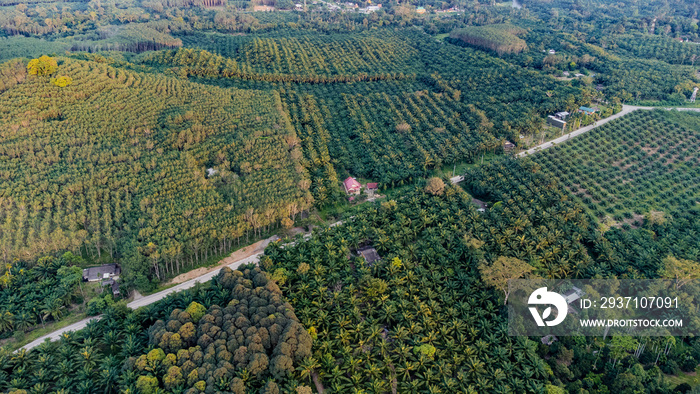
<box><xmin>343</xmin><ymin>177</ymin><xmax>362</xmax><ymax>195</ymax></box>
<box><xmin>366</xmin><ymin>182</ymin><xmax>378</xmax><ymax>196</ymax></box>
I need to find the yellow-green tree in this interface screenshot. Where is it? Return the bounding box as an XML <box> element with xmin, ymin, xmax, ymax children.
<box><xmin>27</xmin><ymin>55</ymin><xmax>58</xmax><ymax>76</ymax></box>
<box><xmin>661</xmin><ymin>255</ymin><xmax>700</xmax><ymax>289</ymax></box>
<box><xmin>479</xmin><ymin>256</ymin><xmax>534</xmax><ymax>304</ymax></box>
<box><xmin>135</xmin><ymin>376</ymin><xmax>159</xmax><ymax>394</ymax></box>
<box><xmin>185</xmin><ymin>301</ymin><xmax>206</xmax><ymax>323</ymax></box>
<box><xmin>425</xmin><ymin>177</ymin><xmax>445</xmax><ymax>196</ymax></box>
<box><xmin>51</xmin><ymin>75</ymin><xmax>72</xmax><ymax>87</ymax></box>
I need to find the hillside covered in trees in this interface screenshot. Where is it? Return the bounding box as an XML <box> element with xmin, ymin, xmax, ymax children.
<box><xmin>0</xmin><ymin>18</ymin><xmax>597</xmax><ymax>290</ymax></box>
<box><xmin>1</xmin><ymin>0</ymin><xmax>700</xmax><ymax>391</ymax></box>
<box><xmin>1</xmin><ymin>155</ymin><xmax>697</xmax><ymax>392</ymax></box>
<box><xmin>0</xmin><ymin>0</ymin><xmax>697</xmax><ymax>297</ymax></box>
<box><xmin>0</xmin><ymin>55</ymin><xmax>311</xmax><ymax>290</ymax></box>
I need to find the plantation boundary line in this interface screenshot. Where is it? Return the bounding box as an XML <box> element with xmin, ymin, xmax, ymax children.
<box><xmin>518</xmin><ymin>105</ymin><xmax>700</xmax><ymax>157</ymax></box>
<box><xmin>16</xmin><ymin>104</ymin><xmax>700</xmax><ymax>352</ymax></box>
<box><xmin>19</xmin><ymin>253</ymin><xmax>263</xmax><ymax>352</ymax></box>
<box><xmin>19</xmin><ymin>220</ymin><xmax>346</xmax><ymax>351</ymax></box>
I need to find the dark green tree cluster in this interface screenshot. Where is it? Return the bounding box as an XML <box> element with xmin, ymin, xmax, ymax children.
<box><xmin>523</xmin><ymin>0</ymin><xmax>700</xmax><ymax>41</ymax></box>
<box><xmin>69</xmin><ymin>24</ymin><xmax>183</xmax><ymax>53</ymax></box>
<box><xmin>0</xmin><ymin>253</ymin><xmax>83</xmax><ymax>337</ymax></box>
<box><xmin>595</xmin><ymin>58</ymin><xmax>698</xmax><ymax>103</ymax></box>
<box><xmin>261</xmin><ymin>168</ymin><xmax>597</xmax><ymax>392</ymax></box>
<box><xmin>0</xmin><ymin>264</ymin><xmax>310</xmax><ymax>393</ymax></box>
<box><xmin>0</xmin><ymin>36</ymin><xmax>71</xmax><ymax>63</ymax></box>
<box><xmin>540</xmin><ymin>335</ymin><xmax>697</xmax><ymax>393</ymax></box>
<box><xmin>129</xmin><ymin>266</ymin><xmax>313</xmax><ymax>393</ymax></box>
<box><xmin>0</xmin><ymin>304</ymin><xmax>145</xmax><ymax>393</ymax></box>
<box><xmin>450</xmin><ymin>5</ymin><xmax>700</xmax><ymax>104</ymax></box>
<box><xmin>611</xmin><ymin>34</ymin><xmax>700</xmax><ymax>66</ymax></box>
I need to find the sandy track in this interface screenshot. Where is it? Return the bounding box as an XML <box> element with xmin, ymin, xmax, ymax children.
<box><xmin>167</xmin><ymin>236</ymin><xmax>279</xmax><ymax>285</ymax></box>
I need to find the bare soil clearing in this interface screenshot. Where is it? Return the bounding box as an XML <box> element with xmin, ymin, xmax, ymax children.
<box><xmin>168</xmin><ymin>237</ymin><xmax>277</xmax><ymax>284</ymax></box>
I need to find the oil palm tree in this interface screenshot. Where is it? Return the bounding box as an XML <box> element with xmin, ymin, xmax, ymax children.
<box><xmin>14</xmin><ymin>312</ymin><xmax>33</xmax><ymax>333</ymax></box>
<box><xmin>41</xmin><ymin>297</ymin><xmax>65</xmax><ymax>322</ymax></box>
<box><xmin>0</xmin><ymin>311</ymin><xmax>14</xmax><ymax>332</ymax></box>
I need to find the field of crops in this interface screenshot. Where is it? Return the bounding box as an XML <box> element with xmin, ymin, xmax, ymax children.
<box><xmin>449</xmin><ymin>24</ymin><xmax>528</xmax><ymax>55</ymax></box>
<box><xmin>282</xmin><ymin>84</ymin><xmax>496</xmax><ymax>189</ymax></box>
<box><xmin>181</xmin><ymin>31</ymin><xmax>423</xmax><ymax>78</ymax></box>
<box><xmin>611</xmin><ymin>34</ymin><xmax>700</xmax><ymax>66</ymax></box>
<box><xmin>175</xmin><ymin>29</ymin><xmax>589</xmax><ymax>194</ymax></box>
<box><xmin>0</xmin><ymin>57</ymin><xmax>310</xmax><ymax>287</ymax></box>
<box><xmin>532</xmin><ymin>110</ymin><xmax>700</xmax><ymax>225</ymax></box>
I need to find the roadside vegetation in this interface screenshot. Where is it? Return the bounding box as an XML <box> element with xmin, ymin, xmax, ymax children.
<box><xmin>532</xmin><ymin>110</ymin><xmax>700</xmax><ymax>225</ymax></box>
<box><xmin>0</xmin><ymin>0</ymin><xmax>699</xmax><ymax>392</ymax></box>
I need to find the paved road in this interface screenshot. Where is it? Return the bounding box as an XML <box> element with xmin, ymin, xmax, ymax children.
<box><xmin>21</xmin><ymin>106</ymin><xmax>699</xmax><ymax>351</ymax></box>
<box><xmin>21</xmin><ymin>253</ymin><xmax>264</xmax><ymax>351</ymax></box>
<box><xmin>518</xmin><ymin>105</ymin><xmax>700</xmax><ymax>157</ymax></box>
<box><xmin>126</xmin><ymin>254</ymin><xmax>263</xmax><ymax>310</ymax></box>
<box><xmin>19</xmin><ymin>221</ymin><xmax>354</xmax><ymax>351</ymax></box>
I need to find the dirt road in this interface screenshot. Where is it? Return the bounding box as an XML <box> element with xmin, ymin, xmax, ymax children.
<box><xmin>167</xmin><ymin>236</ymin><xmax>278</xmax><ymax>285</ymax></box>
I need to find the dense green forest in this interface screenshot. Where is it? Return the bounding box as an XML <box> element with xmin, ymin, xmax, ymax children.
<box><xmin>1</xmin><ymin>0</ymin><xmax>700</xmax><ymax>392</ymax></box>
<box><xmin>610</xmin><ymin>34</ymin><xmax>700</xmax><ymax>66</ymax></box>
<box><xmin>0</xmin><ymin>266</ymin><xmax>316</xmax><ymax>393</ymax></box>
<box><xmin>0</xmin><ymin>17</ymin><xmax>597</xmax><ymax>290</ymax></box>
<box><xmin>260</xmin><ymin>169</ymin><xmax>595</xmax><ymax>392</ymax></box>
<box><xmin>169</xmin><ymin>28</ymin><xmax>590</xmax><ymax>185</ymax></box>
<box><xmin>2</xmin><ymin>158</ymin><xmax>697</xmax><ymax>392</ymax></box>
<box><xmin>0</xmin><ymin>254</ymin><xmax>84</xmax><ymax>339</ymax></box>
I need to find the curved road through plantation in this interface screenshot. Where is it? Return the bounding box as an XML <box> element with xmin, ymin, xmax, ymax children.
<box><xmin>20</xmin><ymin>253</ymin><xmax>264</xmax><ymax>351</ymax></box>
<box><xmin>20</xmin><ymin>220</ymin><xmax>348</xmax><ymax>352</ymax></box>
<box><xmin>518</xmin><ymin>105</ymin><xmax>700</xmax><ymax>157</ymax></box>
<box><xmin>17</xmin><ymin>105</ymin><xmax>700</xmax><ymax>351</ymax></box>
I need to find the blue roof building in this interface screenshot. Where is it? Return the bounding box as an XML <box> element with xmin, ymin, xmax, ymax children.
<box><xmin>578</xmin><ymin>106</ymin><xmax>596</xmax><ymax>115</ymax></box>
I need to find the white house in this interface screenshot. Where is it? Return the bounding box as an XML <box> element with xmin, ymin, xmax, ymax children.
<box><xmin>563</xmin><ymin>286</ymin><xmax>584</xmax><ymax>304</ymax></box>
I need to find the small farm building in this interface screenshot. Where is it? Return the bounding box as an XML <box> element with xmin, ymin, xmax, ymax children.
<box><xmin>343</xmin><ymin>177</ymin><xmax>362</xmax><ymax>194</ymax></box>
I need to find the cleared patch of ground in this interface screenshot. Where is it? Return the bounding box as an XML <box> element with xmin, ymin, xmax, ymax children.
<box><xmin>167</xmin><ymin>236</ymin><xmax>277</xmax><ymax>284</ymax></box>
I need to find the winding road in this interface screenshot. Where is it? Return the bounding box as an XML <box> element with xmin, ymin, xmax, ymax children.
<box><xmin>17</xmin><ymin>106</ymin><xmax>700</xmax><ymax>351</ymax></box>
<box><xmin>20</xmin><ymin>253</ymin><xmax>265</xmax><ymax>351</ymax></box>
<box><xmin>20</xmin><ymin>220</ymin><xmax>347</xmax><ymax>351</ymax></box>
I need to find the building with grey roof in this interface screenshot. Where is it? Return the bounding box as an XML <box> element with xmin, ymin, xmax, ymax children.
<box><xmin>83</xmin><ymin>264</ymin><xmax>121</xmax><ymax>282</ymax></box>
